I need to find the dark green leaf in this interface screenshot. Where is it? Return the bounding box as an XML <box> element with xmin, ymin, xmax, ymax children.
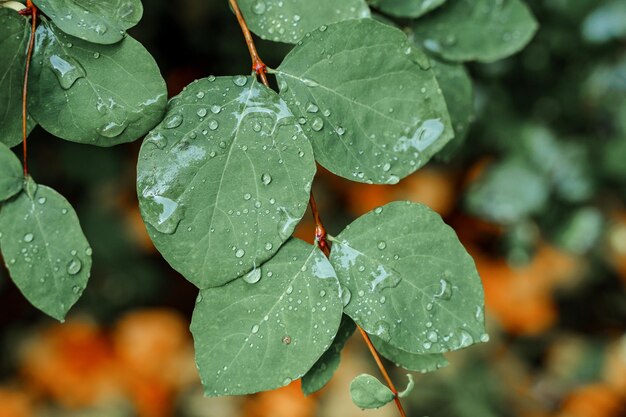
<box><xmin>137</xmin><ymin>76</ymin><xmax>315</xmax><ymax>289</ymax></box>
<box><xmin>371</xmin><ymin>335</ymin><xmax>449</xmax><ymax>373</ymax></box>
<box><xmin>191</xmin><ymin>239</ymin><xmax>343</xmax><ymax>396</ymax></box>
<box><xmin>0</xmin><ymin>177</ymin><xmax>92</xmax><ymax>321</ymax></box>
<box><xmin>238</xmin><ymin>0</ymin><xmax>370</xmax><ymax>44</ymax></box>
<box><xmin>349</xmin><ymin>374</ymin><xmax>395</xmax><ymax>409</ymax></box>
<box><xmin>411</xmin><ymin>0</ymin><xmax>538</xmax><ymax>62</ymax></box>
<box><xmin>330</xmin><ymin>201</ymin><xmax>486</xmax><ymax>354</ymax></box>
<box><xmin>276</xmin><ymin>19</ymin><xmax>453</xmax><ymax>184</ymax></box>
<box><xmin>301</xmin><ymin>315</ymin><xmax>356</xmax><ymax>396</ymax></box>
<box><xmin>368</xmin><ymin>0</ymin><xmax>445</xmax><ymax>18</ymax></box>
<box><xmin>0</xmin><ymin>142</ymin><xmax>23</xmax><ymax>201</ymax></box>
<box><xmin>32</xmin><ymin>0</ymin><xmax>143</xmax><ymax>44</ymax></box>
<box><xmin>29</xmin><ymin>18</ymin><xmax>167</xmax><ymax>146</ymax></box>
<box><xmin>0</xmin><ymin>9</ymin><xmax>35</xmax><ymax>148</ymax></box>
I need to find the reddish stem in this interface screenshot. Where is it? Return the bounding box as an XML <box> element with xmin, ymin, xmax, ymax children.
<box><xmin>309</xmin><ymin>193</ymin><xmax>330</xmax><ymax>256</ymax></box>
<box><xmin>21</xmin><ymin>0</ymin><xmax>37</xmax><ymax>176</ymax></box>
<box><xmin>228</xmin><ymin>0</ymin><xmax>269</xmax><ymax>87</ymax></box>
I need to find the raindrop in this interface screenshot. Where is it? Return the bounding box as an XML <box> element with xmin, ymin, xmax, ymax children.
<box><xmin>196</xmin><ymin>91</ymin><xmax>205</xmax><ymax>99</ymax></box>
<box><xmin>306</xmin><ymin>102</ymin><xmax>319</xmax><ymax>113</ymax></box>
<box><xmin>251</xmin><ymin>324</ymin><xmax>260</xmax><ymax>333</ymax></box>
<box><xmin>235</xmin><ymin>248</ymin><xmax>245</xmax><ymax>258</ymax></box>
<box><xmin>211</xmin><ymin>104</ymin><xmax>222</xmax><ymax>114</ymax></box>
<box><xmin>164</xmin><ymin>114</ymin><xmax>183</xmax><ymax>129</ymax></box>
<box><xmin>282</xmin><ymin>335</ymin><xmax>292</xmax><ymax>345</ymax></box>
<box><xmin>261</xmin><ymin>173</ymin><xmax>272</xmax><ymax>185</ymax></box>
<box><xmin>67</xmin><ymin>258</ymin><xmax>82</xmax><ymax>275</ymax></box>
<box><xmin>377</xmin><ymin>241</ymin><xmax>387</xmax><ymax>250</ymax></box>
<box><xmin>208</xmin><ymin>119</ymin><xmax>219</xmax><ymax>130</ymax></box>
<box><xmin>311</xmin><ymin>117</ymin><xmax>324</xmax><ymax>131</ymax></box>
<box><xmin>23</xmin><ymin>233</ymin><xmax>34</xmax><ymax>243</ymax></box>
<box><xmin>233</xmin><ymin>75</ymin><xmax>248</xmax><ymax>86</ymax></box>
<box><xmin>252</xmin><ymin>0</ymin><xmax>266</xmax><ymax>14</ymax></box>
<box><xmin>433</xmin><ymin>278</ymin><xmax>452</xmax><ymax>300</ymax></box>
<box><xmin>49</xmin><ymin>54</ymin><xmax>85</xmax><ymax>89</ymax></box>
<box><xmin>197</xmin><ymin>108</ymin><xmax>208</xmax><ymax>118</ymax></box>
<box><xmin>244</xmin><ymin>268</ymin><xmax>261</xmax><ymax>284</ymax></box>
<box><xmin>264</xmin><ymin>242</ymin><xmax>273</xmax><ymax>251</ymax></box>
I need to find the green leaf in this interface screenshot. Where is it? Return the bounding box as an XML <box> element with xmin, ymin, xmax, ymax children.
<box><xmin>329</xmin><ymin>201</ymin><xmax>486</xmax><ymax>354</ymax></box>
<box><xmin>370</xmin><ymin>335</ymin><xmax>449</xmax><ymax>373</ymax></box>
<box><xmin>275</xmin><ymin>19</ymin><xmax>453</xmax><ymax>184</ymax></box>
<box><xmin>582</xmin><ymin>0</ymin><xmax>626</xmax><ymax>44</ymax></box>
<box><xmin>368</xmin><ymin>0</ymin><xmax>445</xmax><ymax>18</ymax></box>
<box><xmin>0</xmin><ymin>177</ymin><xmax>92</xmax><ymax>321</ymax></box>
<box><xmin>137</xmin><ymin>76</ymin><xmax>315</xmax><ymax>289</ymax></box>
<box><xmin>0</xmin><ymin>9</ymin><xmax>35</xmax><ymax>148</ymax></box>
<box><xmin>430</xmin><ymin>58</ymin><xmax>473</xmax><ymax>159</ymax></box>
<box><xmin>465</xmin><ymin>158</ymin><xmax>550</xmax><ymax>224</ymax></box>
<box><xmin>238</xmin><ymin>0</ymin><xmax>370</xmax><ymax>44</ymax></box>
<box><xmin>411</xmin><ymin>0</ymin><xmax>538</xmax><ymax>62</ymax></box>
<box><xmin>32</xmin><ymin>0</ymin><xmax>143</xmax><ymax>44</ymax></box>
<box><xmin>301</xmin><ymin>315</ymin><xmax>356</xmax><ymax>396</ymax></box>
<box><xmin>349</xmin><ymin>374</ymin><xmax>395</xmax><ymax>409</ymax></box>
<box><xmin>28</xmin><ymin>18</ymin><xmax>167</xmax><ymax>146</ymax></box>
<box><xmin>0</xmin><ymin>142</ymin><xmax>23</xmax><ymax>201</ymax></box>
<box><xmin>191</xmin><ymin>239</ymin><xmax>343</xmax><ymax>397</ymax></box>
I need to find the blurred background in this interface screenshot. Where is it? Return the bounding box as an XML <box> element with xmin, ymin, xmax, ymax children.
<box><xmin>1</xmin><ymin>0</ymin><xmax>626</xmax><ymax>416</ymax></box>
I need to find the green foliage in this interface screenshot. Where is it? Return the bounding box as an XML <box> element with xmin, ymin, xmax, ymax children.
<box><xmin>275</xmin><ymin>19</ymin><xmax>453</xmax><ymax>184</ymax></box>
<box><xmin>137</xmin><ymin>76</ymin><xmax>315</xmax><ymax>288</ymax></box>
<box><xmin>0</xmin><ymin>177</ymin><xmax>92</xmax><ymax>321</ymax></box>
<box><xmin>371</xmin><ymin>335</ymin><xmax>449</xmax><ymax>373</ymax></box>
<box><xmin>368</xmin><ymin>0</ymin><xmax>446</xmax><ymax>18</ymax></box>
<box><xmin>0</xmin><ymin>142</ymin><xmax>23</xmax><ymax>201</ymax></box>
<box><xmin>191</xmin><ymin>239</ymin><xmax>342</xmax><ymax>396</ymax></box>
<box><xmin>31</xmin><ymin>0</ymin><xmax>143</xmax><ymax>44</ymax></box>
<box><xmin>238</xmin><ymin>0</ymin><xmax>370</xmax><ymax>44</ymax></box>
<box><xmin>411</xmin><ymin>0</ymin><xmax>538</xmax><ymax>62</ymax></box>
<box><xmin>349</xmin><ymin>374</ymin><xmax>395</xmax><ymax>409</ymax></box>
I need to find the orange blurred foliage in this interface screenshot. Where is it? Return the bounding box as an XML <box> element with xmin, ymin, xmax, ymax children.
<box><xmin>0</xmin><ymin>387</ymin><xmax>34</xmax><ymax>417</ymax></box>
<box><xmin>557</xmin><ymin>384</ymin><xmax>626</xmax><ymax>417</ymax></box>
<box><xmin>242</xmin><ymin>380</ymin><xmax>317</xmax><ymax>417</ymax></box>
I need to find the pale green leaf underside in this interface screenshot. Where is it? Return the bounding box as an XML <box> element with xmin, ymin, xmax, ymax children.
<box><xmin>330</xmin><ymin>201</ymin><xmax>486</xmax><ymax>355</ymax></box>
<box><xmin>301</xmin><ymin>315</ymin><xmax>356</xmax><ymax>396</ymax></box>
<box><xmin>276</xmin><ymin>19</ymin><xmax>453</xmax><ymax>184</ymax></box>
<box><xmin>191</xmin><ymin>239</ymin><xmax>343</xmax><ymax>396</ymax></box>
<box><xmin>0</xmin><ymin>9</ymin><xmax>35</xmax><ymax>148</ymax></box>
<box><xmin>349</xmin><ymin>374</ymin><xmax>395</xmax><ymax>409</ymax></box>
<box><xmin>370</xmin><ymin>335</ymin><xmax>449</xmax><ymax>373</ymax></box>
<box><xmin>32</xmin><ymin>0</ymin><xmax>143</xmax><ymax>44</ymax></box>
<box><xmin>239</xmin><ymin>0</ymin><xmax>370</xmax><ymax>44</ymax></box>
<box><xmin>0</xmin><ymin>178</ymin><xmax>92</xmax><ymax>321</ymax></box>
<box><xmin>412</xmin><ymin>0</ymin><xmax>538</xmax><ymax>62</ymax></box>
<box><xmin>137</xmin><ymin>76</ymin><xmax>316</xmax><ymax>289</ymax></box>
<box><xmin>29</xmin><ymin>18</ymin><xmax>167</xmax><ymax>146</ymax></box>
<box><xmin>0</xmin><ymin>142</ymin><xmax>23</xmax><ymax>201</ymax></box>
<box><xmin>368</xmin><ymin>0</ymin><xmax>446</xmax><ymax>18</ymax></box>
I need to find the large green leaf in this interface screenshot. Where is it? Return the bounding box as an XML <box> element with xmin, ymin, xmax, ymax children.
<box><xmin>411</xmin><ymin>0</ymin><xmax>538</xmax><ymax>62</ymax></box>
<box><xmin>28</xmin><ymin>18</ymin><xmax>167</xmax><ymax>146</ymax></box>
<box><xmin>32</xmin><ymin>0</ymin><xmax>143</xmax><ymax>44</ymax></box>
<box><xmin>191</xmin><ymin>239</ymin><xmax>343</xmax><ymax>396</ymax></box>
<box><xmin>368</xmin><ymin>0</ymin><xmax>445</xmax><ymax>18</ymax></box>
<box><xmin>137</xmin><ymin>76</ymin><xmax>315</xmax><ymax>289</ymax></box>
<box><xmin>0</xmin><ymin>177</ymin><xmax>92</xmax><ymax>321</ymax></box>
<box><xmin>275</xmin><ymin>19</ymin><xmax>453</xmax><ymax>184</ymax></box>
<box><xmin>0</xmin><ymin>9</ymin><xmax>35</xmax><ymax>148</ymax></box>
<box><xmin>329</xmin><ymin>201</ymin><xmax>486</xmax><ymax>354</ymax></box>
<box><xmin>0</xmin><ymin>142</ymin><xmax>23</xmax><ymax>201</ymax></box>
<box><xmin>349</xmin><ymin>374</ymin><xmax>395</xmax><ymax>409</ymax></box>
<box><xmin>301</xmin><ymin>315</ymin><xmax>356</xmax><ymax>395</ymax></box>
<box><xmin>370</xmin><ymin>335</ymin><xmax>449</xmax><ymax>373</ymax></box>
<box><xmin>238</xmin><ymin>0</ymin><xmax>370</xmax><ymax>44</ymax></box>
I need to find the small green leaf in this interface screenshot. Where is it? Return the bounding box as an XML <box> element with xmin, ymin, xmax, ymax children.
<box><xmin>370</xmin><ymin>335</ymin><xmax>449</xmax><ymax>373</ymax></box>
<box><xmin>411</xmin><ymin>0</ymin><xmax>538</xmax><ymax>62</ymax></box>
<box><xmin>0</xmin><ymin>142</ymin><xmax>23</xmax><ymax>201</ymax></box>
<box><xmin>349</xmin><ymin>374</ymin><xmax>395</xmax><ymax>409</ymax></box>
<box><xmin>32</xmin><ymin>0</ymin><xmax>143</xmax><ymax>44</ymax></box>
<box><xmin>0</xmin><ymin>177</ymin><xmax>92</xmax><ymax>321</ymax></box>
<box><xmin>137</xmin><ymin>76</ymin><xmax>315</xmax><ymax>289</ymax></box>
<box><xmin>0</xmin><ymin>9</ymin><xmax>35</xmax><ymax>148</ymax></box>
<box><xmin>301</xmin><ymin>315</ymin><xmax>356</xmax><ymax>396</ymax></box>
<box><xmin>276</xmin><ymin>19</ymin><xmax>453</xmax><ymax>184</ymax></box>
<box><xmin>29</xmin><ymin>18</ymin><xmax>167</xmax><ymax>146</ymax></box>
<box><xmin>368</xmin><ymin>0</ymin><xmax>445</xmax><ymax>18</ymax></box>
<box><xmin>398</xmin><ymin>374</ymin><xmax>414</xmax><ymax>398</ymax></box>
<box><xmin>191</xmin><ymin>239</ymin><xmax>343</xmax><ymax>397</ymax></box>
<box><xmin>329</xmin><ymin>201</ymin><xmax>486</xmax><ymax>354</ymax></box>
<box><xmin>238</xmin><ymin>0</ymin><xmax>370</xmax><ymax>44</ymax></box>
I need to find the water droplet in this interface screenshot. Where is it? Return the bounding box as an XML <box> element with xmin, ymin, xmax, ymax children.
<box><xmin>235</xmin><ymin>248</ymin><xmax>245</xmax><ymax>258</ymax></box>
<box><xmin>335</xmin><ymin>126</ymin><xmax>345</xmax><ymax>136</ymax></box>
<box><xmin>375</xmin><ymin>321</ymin><xmax>391</xmax><ymax>342</ymax></box>
<box><xmin>374</xmin><ymin>207</ymin><xmax>383</xmax><ymax>214</ymax></box>
<box><xmin>164</xmin><ymin>114</ymin><xmax>183</xmax><ymax>129</ymax></box>
<box><xmin>306</xmin><ymin>102</ymin><xmax>319</xmax><ymax>113</ymax></box>
<box><xmin>233</xmin><ymin>75</ymin><xmax>247</xmax><ymax>86</ymax></box>
<box><xmin>427</xmin><ymin>331</ymin><xmax>438</xmax><ymax>343</ymax></box>
<box><xmin>340</xmin><ymin>286</ymin><xmax>352</xmax><ymax>307</ymax></box>
<box><xmin>434</xmin><ymin>278</ymin><xmax>452</xmax><ymax>300</ymax></box>
<box><xmin>72</xmin><ymin>285</ymin><xmax>81</xmax><ymax>294</ymax></box>
<box><xmin>282</xmin><ymin>335</ymin><xmax>292</xmax><ymax>345</ymax></box>
<box><xmin>252</xmin><ymin>0</ymin><xmax>266</xmax><ymax>14</ymax></box>
<box><xmin>377</xmin><ymin>241</ymin><xmax>387</xmax><ymax>250</ymax></box>
<box><xmin>196</xmin><ymin>91</ymin><xmax>205</xmax><ymax>99</ymax></box>
<box><xmin>146</xmin><ymin>131</ymin><xmax>167</xmax><ymax>149</ymax></box>
<box><xmin>23</xmin><ymin>233</ymin><xmax>34</xmax><ymax>243</ymax></box>
<box><xmin>67</xmin><ymin>258</ymin><xmax>82</xmax><ymax>275</ymax></box>
<box><xmin>286</xmin><ymin>285</ymin><xmax>294</xmax><ymax>295</ymax></box>
<box><xmin>49</xmin><ymin>54</ymin><xmax>86</xmax><ymax>89</ymax></box>
<box><xmin>264</xmin><ymin>242</ymin><xmax>273</xmax><ymax>251</ymax></box>
<box><xmin>319</xmin><ymin>25</ymin><xmax>327</xmax><ymax>32</ymax></box>
<box><xmin>261</xmin><ymin>173</ymin><xmax>272</xmax><ymax>185</ymax></box>
<box><xmin>211</xmin><ymin>104</ymin><xmax>221</xmax><ymax>114</ymax></box>
<box><xmin>98</xmin><ymin>120</ymin><xmax>128</xmax><ymax>138</ymax></box>
<box><xmin>38</xmin><ymin>197</ymin><xmax>46</xmax><ymax>204</ymax></box>
<box><xmin>311</xmin><ymin>117</ymin><xmax>324</xmax><ymax>131</ymax></box>
<box><xmin>208</xmin><ymin>119</ymin><xmax>219</xmax><ymax>130</ymax></box>
<box><xmin>94</xmin><ymin>23</ymin><xmax>107</xmax><ymax>35</ymax></box>
<box><xmin>197</xmin><ymin>108</ymin><xmax>208</xmax><ymax>118</ymax></box>
<box><xmin>243</xmin><ymin>193</ymin><xmax>252</xmax><ymax>200</ymax></box>
<box><xmin>382</xmin><ymin>162</ymin><xmax>391</xmax><ymax>172</ymax></box>
<box><xmin>244</xmin><ymin>268</ymin><xmax>261</xmax><ymax>284</ymax></box>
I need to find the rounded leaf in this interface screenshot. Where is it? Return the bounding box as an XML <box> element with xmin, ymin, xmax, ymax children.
<box><xmin>29</xmin><ymin>18</ymin><xmax>167</xmax><ymax>146</ymax></box>
<box><xmin>0</xmin><ymin>142</ymin><xmax>23</xmax><ymax>201</ymax></box>
<box><xmin>368</xmin><ymin>0</ymin><xmax>446</xmax><ymax>18</ymax></box>
<box><xmin>137</xmin><ymin>76</ymin><xmax>316</xmax><ymax>288</ymax></box>
<box><xmin>191</xmin><ymin>239</ymin><xmax>343</xmax><ymax>396</ymax></box>
<box><xmin>411</xmin><ymin>0</ymin><xmax>538</xmax><ymax>62</ymax></box>
<box><xmin>349</xmin><ymin>374</ymin><xmax>395</xmax><ymax>409</ymax></box>
<box><xmin>32</xmin><ymin>0</ymin><xmax>143</xmax><ymax>44</ymax></box>
<box><xmin>276</xmin><ymin>19</ymin><xmax>453</xmax><ymax>184</ymax></box>
<box><xmin>329</xmin><ymin>201</ymin><xmax>486</xmax><ymax>354</ymax></box>
<box><xmin>238</xmin><ymin>0</ymin><xmax>370</xmax><ymax>44</ymax></box>
<box><xmin>0</xmin><ymin>178</ymin><xmax>92</xmax><ymax>321</ymax></box>
<box><xmin>371</xmin><ymin>335</ymin><xmax>449</xmax><ymax>373</ymax></box>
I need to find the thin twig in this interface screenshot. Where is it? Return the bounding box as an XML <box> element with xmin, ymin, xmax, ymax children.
<box><xmin>227</xmin><ymin>3</ymin><xmax>407</xmax><ymax>415</ymax></box>
<box><xmin>21</xmin><ymin>0</ymin><xmax>37</xmax><ymax>176</ymax></box>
